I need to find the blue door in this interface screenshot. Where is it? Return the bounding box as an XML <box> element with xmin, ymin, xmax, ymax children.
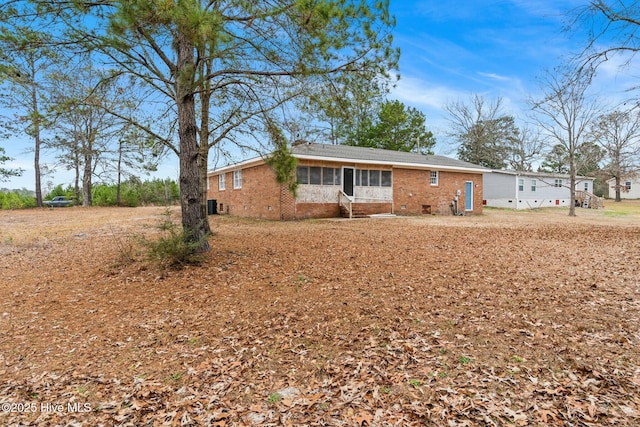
<box><xmin>465</xmin><ymin>181</ymin><xmax>473</xmax><ymax>211</ymax></box>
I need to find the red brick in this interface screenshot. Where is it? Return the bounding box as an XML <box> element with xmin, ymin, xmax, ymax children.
<box><xmin>208</xmin><ymin>162</ymin><xmax>484</xmax><ymax>220</ymax></box>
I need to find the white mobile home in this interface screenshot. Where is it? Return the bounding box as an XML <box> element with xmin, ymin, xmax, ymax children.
<box><xmin>607</xmin><ymin>171</ymin><xmax>640</xmax><ymax>199</ymax></box>
<box><xmin>483</xmin><ymin>170</ymin><xmax>596</xmax><ymax>209</ymax></box>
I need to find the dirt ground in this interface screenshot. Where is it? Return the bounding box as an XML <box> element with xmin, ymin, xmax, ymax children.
<box><xmin>0</xmin><ymin>203</ymin><xmax>639</xmax><ymax>426</ymax></box>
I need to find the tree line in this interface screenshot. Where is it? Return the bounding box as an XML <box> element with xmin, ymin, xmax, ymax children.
<box><xmin>0</xmin><ymin>178</ymin><xmax>179</xmax><ymax>209</ymax></box>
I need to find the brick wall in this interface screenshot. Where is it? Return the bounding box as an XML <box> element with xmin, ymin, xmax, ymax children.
<box><xmin>280</xmin><ymin>184</ymin><xmax>296</xmax><ymax>220</ymax></box>
<box><xmin>393</xmin><ymin>168</ymin><xmax>483</xmax><ymax>215</ymax></box>
<box><xmin>208</xmin><ymin>162</ymin><xmax>484</xmax><ymax>220</ymax></box>
<box><xmin>294</xmin><ymin>203</ymin><xmax>341</xmax><ymax>219</ymax></box>
<box><xmin>207</xmin><ymin>164</ymin><xmax>282</xmax><ymax>220</ymax></box>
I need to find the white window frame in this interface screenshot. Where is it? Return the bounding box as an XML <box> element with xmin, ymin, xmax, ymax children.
<box><xmin>531</xmin><ymin>179</ymin><xmax>536</xmax><ymax>192</ymax></box>
<box><xmin>555</xmin><ymin>179</ymin><xmax>563</xmax><ymax>188</ymax></box>
<box><xmin>518</xmin><ymin>178</ymin><xmax>524</xmax><ymax>192</ymax></box>
<box><xmin>218</xmin><ymin>173</ymin><xmax>226</xmax><ymax>191</ymax></box>
<box><xmin>430</xmin><ymin>171</ymin><xmax>438</xmax><ymax>186</ymax></box>
<box><xmin>233</xmin><ymin>170</ymin><xmax>242</xmax><ymax>189</ymax></box>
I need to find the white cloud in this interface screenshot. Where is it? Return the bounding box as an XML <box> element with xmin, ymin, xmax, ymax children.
<box><xmin>392</xmin><ymin>75</ymin><xmax>466</xmax><ymax>111</ymax></box>
<box><xmin>477</xmin><ymin>72</ymin><xmax>512</xmax><ymax>82</ymax></box>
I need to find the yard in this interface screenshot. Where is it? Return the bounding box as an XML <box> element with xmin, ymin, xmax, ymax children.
<box><xmin>1</xmin><ymin>202</ymin><xmax>639</xmax><ymax>426</ymax></box>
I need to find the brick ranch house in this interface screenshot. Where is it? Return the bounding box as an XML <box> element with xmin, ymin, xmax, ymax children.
<box><xmin>207</xmin><ymin>142</ymin><xmax>488</xmax><ymax>220</ymax></box>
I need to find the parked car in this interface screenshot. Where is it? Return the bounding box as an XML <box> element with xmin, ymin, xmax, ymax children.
<box><xmin>44</xmin><ymin>196</ymin><xmax>74</xmax><ymax>207</ymax></box>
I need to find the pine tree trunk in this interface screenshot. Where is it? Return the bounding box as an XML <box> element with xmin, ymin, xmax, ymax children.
<box><xmin>116</xmin><ymin>141</ymin><xmax>122</xmax><ymax>207</ymax></box>
<box><xmin>31</xmin><ymin>77</ymin><xmax>43</xmax><ymax>207</ymax></box>
<box><xmin>199</xmin><ymin>141</ymin><xmax>211</xmax><ymax>232</ymax></box>
<box><xmin>198</xmin><ymin>68</ymin><xmax>212</xmax><ymax>234</ymax></box>
<box><xmin>82</xmin><ymin>152</ymin><xmax>92</xmax><ymax>207</ymax></box>
<box><xmin>176</xmin><ymin>33</ymin><xmax>210</xmax><ymax>252</ymax></box>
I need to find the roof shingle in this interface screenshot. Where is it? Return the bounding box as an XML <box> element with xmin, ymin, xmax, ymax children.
<box><xmin>291</xmin><ymin>143</ymin><xmax>489</xmax><ymax>172</ymax></box>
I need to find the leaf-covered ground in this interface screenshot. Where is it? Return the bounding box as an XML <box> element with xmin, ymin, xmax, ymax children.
<box><xmin>1</xmin><ymin>205</ymin><xmax>639</xmax><ymax>426</ymax></box>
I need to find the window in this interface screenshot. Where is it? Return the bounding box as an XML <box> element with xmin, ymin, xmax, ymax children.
<box><xmin>625</xmin><ymin>181</ymin><xmax>632</xmax><ymax>191</ymax></box>
<box><xmin>218</xmin><ymin>174</ymin><xmax>226</xmax><ymax>191</ymax></box>
<box><xmin>584</xmin><ymin>182</ymin><xmax>589</xmax><ymax>191</ymax></box>
<box><xmin>381</xmin><ymin>171</ymin><xmax>392</xmax><ymax>187</ymax></box>
<box><xmin>233</xmin><ymin>170</ymin><xmax>242</xmax><ymax>189</ymax></box>
<box><xmin>518</xmin><ymin>178</ymin><xmax>524</xmax><ymax>192</ymax></box>
<box><xmin>297</xmin><ymin>166</ymin><xmax>341</xmax><ymax>185</ymax></box>
<box><xmin>531</xmin><ymin>179</ymin><xmax>536</xmax><ymax>192</ymax></box>
<box><xmin>309</xmin><ymin>167</ymin><xmax>322</xmax><ymax>185</ymax></box>
<box><xmin>430</xmin><ymin>171</ymin><xmax>438</xmax><ymax>186</ymax></box>
<box><xmin>369</xmin><ymin>170</ymin><xmax>380</xmax><ymax>186</ymax></box>
<box><xmin>354</xmin><ymin>169</ymin><xmax>391</xmax><ymax>187</ymax></box>
<box><xmin>554</xmin><ymin>179</ymin><xmax>563</xmax><ymax>188</ymax></box>
<box><xmin>360</xmin><ymin>169</ymin><xmax>369</xmax><ymax>186</ymax></box>
<box><xmin>296</xmin><ymin>166</ymin><xmax>309</xmax><ymax>184</ymax></box>
<box><xmin>322</xmin><ymin>168</ymin><xmax>334</xmax><ymax>185</ymax></box>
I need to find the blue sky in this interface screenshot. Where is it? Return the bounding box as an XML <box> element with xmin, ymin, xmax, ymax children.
<box><xmin>389</xmin><ymin>1</ymin><xmax>637</xmax><ymax>143</ymax></box>
<box><xmin>3</xmin><ymin>0</ymin><xmax>637</xmax><ymax>191</ymax></box>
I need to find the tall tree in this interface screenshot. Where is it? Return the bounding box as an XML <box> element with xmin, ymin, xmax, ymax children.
<box><xmin>0</xmin><ymin>23</ymin><xmax>56</xmax><ymax>206</ymax></box>
<box><xmin>589</xmin><ymin>109</ymin><xmax>640</xmax><ymax>201</ymax></box>
<box><xmin>347</xmin><ymin>99</ymin><xmax>436</xmax><ymax>153</ymax></box>
<box><xmin>49</xmin><ymin>58</ymin><xmax>132</xmax><ymax>206</ymax></box>
<box><xmin>445</xmin><ymin>95</ymin><xmax>518</xmax><ymax>169</ymax></box>
<box><xmin>539</xmin><ymin>144</ymin><xmax>570</xmax><ymax>174</ymax></box>
<box><xmin>530</xmin><ymin>66</ymin><xmax>601</xmax><ymax>216</ymax></box>
<box><xmin>110</xmin><ymin>127</ymin><xmax>163</xmax><ymax>207</ymax></box>
<box><xmin>575</xmin><ymin>140</ymin><xmax>605</xmax><ymax>176</ymax></box>
<box><xmin>304</xmin><ymin>73</ymin><xmax>391</xmax><ymax>145</ymax></box>
<box><xmin>506</xmin><ymin>126</ymin><xmax>544</xmax><ymax>172</ymax></box>
<box><xmin>13</xmin><ymin>1</ymin><xmax>399</xmax><ymax>252</ymax></box>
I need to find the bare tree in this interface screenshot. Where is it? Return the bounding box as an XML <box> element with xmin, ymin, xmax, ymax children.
<box><xmin>445</xmin><ymin>95</ymin><xmax>522</xmax><ymax>169</ymax></box>
<box><xmin>48</xmin><ymin>56</ymin><xmax>155</xmax><ymax>206</ymax></box>
<box><xmin>590</xmin><ymin>109</ymin><xmax>640</xmax><ymax>201</ymax></box>
<box><xmin>506</xmin><ymin>125</ymin><xmax>545</xmax><ymax>171</ymax></box>
<box><xmin>530</xmin><ymin>66</ymin><xmax>602</xmax><ymax>216</ymax></box>
<box><xmin>571</xmin><ymin>1</ymin><xmax>640</xmax><ymax>79</ymax></box>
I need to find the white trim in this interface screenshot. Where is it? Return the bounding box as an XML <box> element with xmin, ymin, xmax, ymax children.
<box><xmin>233</xmin><ymin>170</ymin><xmax>242</xmax><ymax>189</ymax></box>
<box><xmin>342</xmin><ymin>166</ymin><xmax>355</xmax><ymax>198</ymax></box>
<box><xmin>208</xmin><ymin>157</ymin><xmax>264</xmax><ymax>175</ymax></box>
<box><xmin>430</xmin><ymin>170</ymin><xmax>439</xmax><ymax>186</ymax></box>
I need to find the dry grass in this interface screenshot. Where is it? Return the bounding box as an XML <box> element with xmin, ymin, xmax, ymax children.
<box><xmin>0</xmin><ymin>202</ymin><xmax>639</xmax><ymax>426</ymax></box>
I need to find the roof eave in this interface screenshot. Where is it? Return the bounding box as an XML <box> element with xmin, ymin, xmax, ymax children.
<box><xmin>208</xmin><ymin>156</ymin><xmax>265</xmax><ymax>175</ymax></box>
<box><xmin>208</xmin><ymin>152</ymin><xmax>489</xmax><ymax>175</ymax></box>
